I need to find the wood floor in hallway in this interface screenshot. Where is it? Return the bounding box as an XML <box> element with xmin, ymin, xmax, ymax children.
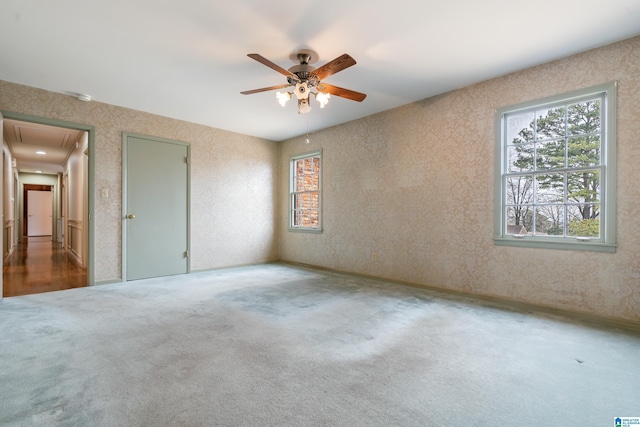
<box><xmin>3</xmin><ymin>236</ymin><xmax>87</xmax><ymax>297</ymax></box>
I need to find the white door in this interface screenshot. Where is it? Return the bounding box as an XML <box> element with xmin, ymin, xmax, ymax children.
<box><xmin>27</xmin><ymin>190</ymin><xmax>53</xmax><ymax>236</ymax></box>
<box><xmin>124</xmin><ymin>134</ymin><xmax>189</xmax><ymax>281</ymax></box>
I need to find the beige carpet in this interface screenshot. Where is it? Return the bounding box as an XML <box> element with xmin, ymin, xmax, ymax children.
<box><xmin>1</xmin><ymin>263</ymin><xmax>639</xmax><ymax>426</ymax></box>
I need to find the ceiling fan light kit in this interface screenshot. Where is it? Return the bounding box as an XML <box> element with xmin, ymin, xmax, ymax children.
<box><xmin>276</xmin><ymin>91</ymin><xmax>291</xmax><ymax>107</ymax></box>
<box><xmin>241</xmin><ymin>49</ymin><xmax>366</xmax><ymax>115</ymax></box>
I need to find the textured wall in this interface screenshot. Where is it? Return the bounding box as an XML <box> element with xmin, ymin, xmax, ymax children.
<box><xmin>0</xmin><ymin>83</ymin><xmax>279</xmax><ymax>282</ymax></box>
<box><xmin>279</xmin><ymin>36</ymin><xmax>640</xmax><ymax>323</ymax></box>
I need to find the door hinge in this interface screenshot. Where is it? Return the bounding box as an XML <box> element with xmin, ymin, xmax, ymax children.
<box><xmin>185</xmin><ymin>156</ymin><xmax>189</xmax><ymax>164</ymax></box>
<box><xmin>184</xmin><ymin>250</ymin><xmax>189</xmax><ymax>258</ymax></box>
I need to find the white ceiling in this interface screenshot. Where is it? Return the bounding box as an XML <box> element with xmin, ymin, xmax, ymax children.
<box><xmin>3</xmin><ymin>119</ymin><xmax>83</xmax><ymax>174</ymax></box>
<box><xmin>1</xmin><ymin>0</ymin><xmax>639</xmax><ymax>142</ymax></box>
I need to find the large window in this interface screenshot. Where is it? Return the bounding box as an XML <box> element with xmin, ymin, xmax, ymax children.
<box><xmin>494</xmin><ymin>82</ymin><xmax>616</xmax><ymax>252</ymax></box>
<box><xmin>290</xmin><ymin>150</ymin><xmax>322</xmax><ymax>232</ymax></box>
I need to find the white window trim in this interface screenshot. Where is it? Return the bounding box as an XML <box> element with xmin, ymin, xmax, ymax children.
<box><xmin>494</xmin><ymin>82</ymin><xmax>617</xmax><ymax>253</ymax></box>
<box><xmin>289</xmin><ymin>149</ymin><xmax>323</xmax><ymax>233</ymax></box>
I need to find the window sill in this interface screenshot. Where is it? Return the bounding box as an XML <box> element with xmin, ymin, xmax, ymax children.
<box><xmin>494</xmin><ymin>237</ymin><xmax>616</xmax><ymax>253</ymax></box>
<box><xmin>288</xmin><ymin>227</ymin><xmax>323</xmax><ymax>234</ymax></box>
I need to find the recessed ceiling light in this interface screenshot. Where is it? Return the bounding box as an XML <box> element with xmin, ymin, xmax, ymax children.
<box><xmin>35</xmin><ymin>170</ymin><xmax>42</xmax><ymax>174</ymax></box>
<box><xmin>77</xmin><ymin>94</ymin><xmax>92</xmax><ymax>102</ymax></box>
<box><xmin>36</xmin><ymin>150</ymin><xmax>46</xmax><ymax>155</ymax></box>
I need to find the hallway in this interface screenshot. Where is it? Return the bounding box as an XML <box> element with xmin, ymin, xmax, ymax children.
<box><xmin>3</xmin><ymin>236</ymin><xmax>87</xmax><ymax>297</ymax></box>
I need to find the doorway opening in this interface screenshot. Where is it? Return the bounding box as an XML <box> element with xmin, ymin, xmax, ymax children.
<box><xmin>1</xmin><ymin>113</ymin><xmax>94</xmax><ymax>297</ymax></box>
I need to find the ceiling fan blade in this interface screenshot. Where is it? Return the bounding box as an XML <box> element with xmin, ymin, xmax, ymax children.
<box><xmin>313</xmin><ymin>54</ymin><xmax>356</xmax><ymax>80</ymax></box>
<box><xmin>241</xmin><ymin>84</ymin><xmax>291</xmax><ymax>95</ymax></box>
<box><xmin>316</xmin><ymin>83</ymin><xmax>366</xmax><ymax>102</ymax></box>
<box><xmin>247</xmin><ymin>53</ymin><xmax>299</xmax><ymax>81</ymax></box>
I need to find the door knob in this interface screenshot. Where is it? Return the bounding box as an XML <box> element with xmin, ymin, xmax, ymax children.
<box><xmin>127</xmin><ymin>214</ymin><xmax>136</xmax><ymax>219</ymax></box>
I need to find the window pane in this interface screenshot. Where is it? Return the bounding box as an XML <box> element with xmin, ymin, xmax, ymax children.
<box><xmin>292</xmin><ymin>192</ymin><xmax>319</xmax><ymax>226</ymax></box>
<box><xmin>567</xmin><ymin>99</ymin><xmax>600</xmax><ymax>136</ymax></box>
<box><xmin>535</xmin><ymin>106</ymin><xmax>566</xmax><ymax>141</ymax></box>
<box><xmin>535</xmin><ymin>174</ymin><xmax>564</xmax><ymax>203</ymax></box>
<box><xmin>567</xmin><ymin>135</ymin><xmax>600</xmax><ymax>167</ymax></box>
<box><xmin>567</xmin><ymin>205</ymin><xmax>600</xmax><ymax>237</ymax></box>
<box><xmin>536</xmin><ymin>139</ymin><xmax>565</xmax><ymax>170</ymax></box>
<box><xmin>506</xmin><ymin>206</ymin><xmax>531</xmax><ymax>234</ymax></box>
<box><xmin>300</xmin><ymin>211</ymin><xmax>309</xmax><ymax>226</ymax></box>
<box><xmin>535</xmin><ymin>205</ymin><xmax>565</xmax><ymax>236</ymax></box>
<box><xmin>299</xmin><ymin>193</ymin><xmax>306</xmax><ymax>209</ymax></box>
<box><xmin>507</xmin><ymin>144</ymin><xmax>534</xmax><ymax>172</ymax></box>
<box><xmin>309</xmin><ymin>209</ymin><xmax>319</xmax><ymax>227</ymax></box>
<box><xmin>301</xmin><ymin>176</ymin><xmax>311</xmax><ymax>191</ymax></box>
<box><xmin>567</xmin><ymin>170</ymin><xmax>600</xmax><ymax>204</ymax></box>
<box><xmin>294</xmin><ymin>155</ymin><xmax>320</xmax><ymax>192</ymax></box>
<box><xmin>297</xmin><ymin>209</ymin><xmax>319</xmax><ymax>227</ymax></box>
<box><xmin>506</xmin><ymin>111</ymin><xmax>535</xmax><ymax>144</ymax></box>
<box><xmin>506</xmin><ymin>175</ymin><xmax>533</xmax><ymax>205</ymax></box>
<box><xmin>303</xmin><ymin>158</ymin><xmax>314</xmax><ymax>172</ymax></box>
<box><xmin>304</xmin><ymin>175</ymin><xmax>318</xmax><ymax>191</ymax></box>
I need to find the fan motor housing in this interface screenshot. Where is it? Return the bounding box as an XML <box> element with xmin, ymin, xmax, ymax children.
<box><xmin>288</xmin><ymin>64</ymin><xmax>316</xmax><ymax>81</ymax></box>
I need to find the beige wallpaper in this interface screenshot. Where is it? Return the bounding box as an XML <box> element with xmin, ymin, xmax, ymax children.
<box><xmin>0</xmin><ymin>83</ymin><xmax>280</xmax><ymax>282</ymax></box>
<box><xmin>279</xmin><ymin>36</ymin><xmax>640</xmax><ymax>323</ymax></box>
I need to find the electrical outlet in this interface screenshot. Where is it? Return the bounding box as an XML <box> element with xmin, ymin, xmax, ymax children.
<box><xmin>372</xmin><ymin>251</ymin><xmax>377</xmax><ymax>262</ymax></box>
<box><xmin>101</xmin><ymin>188</ymin><xmax>109</xmax><ymax>198</ymax></box>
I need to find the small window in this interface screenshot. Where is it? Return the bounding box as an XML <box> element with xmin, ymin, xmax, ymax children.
<box><xmin>494</xmin><ymin>82</ymin><xmax>616</xmax><ymax>252</ymax></box>
<box><xmin>289</xmin><ymin>150</ymin><xmax>322</xmax><ymax>232</ymax></box>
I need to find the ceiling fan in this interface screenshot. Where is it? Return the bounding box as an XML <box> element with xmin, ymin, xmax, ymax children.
<box><xmin>241</xmin><ymin>49</ymin><xmax>366</xmax><ymax>114</ymax></box>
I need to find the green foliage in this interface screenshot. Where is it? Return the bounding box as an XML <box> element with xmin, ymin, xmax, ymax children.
<box><xmin>569</xmin><ymin>218</ymin><xmax>600</xmax><ymax>237</ymax></box>
<box><xmin>547</xmin><ymin>226</ymin><xmax>563</xmax><ymax>235</ymax></box>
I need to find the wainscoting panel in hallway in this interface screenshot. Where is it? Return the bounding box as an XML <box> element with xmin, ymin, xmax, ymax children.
<box><xmin>3</xmin><ymin>236</ymin><xmax>87</xmax><ymax>297</ymax></box>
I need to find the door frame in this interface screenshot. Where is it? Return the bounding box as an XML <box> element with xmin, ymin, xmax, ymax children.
<box><xmin>121</xmin><ymin>132</ymin><xmax>190</xmax><ymax>281</ymax></box>
<box><xmin>0</xmin><ymin>111</ymin><xmax>96</xmax><ymax>290</ymax></box>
